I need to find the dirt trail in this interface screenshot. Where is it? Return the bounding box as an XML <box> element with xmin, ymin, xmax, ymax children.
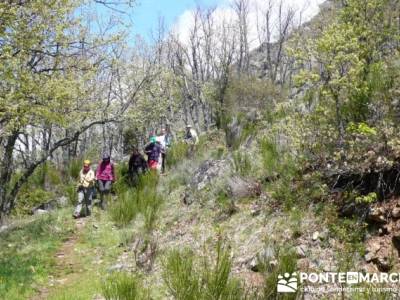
<box><xmin>31</xmin><ymin>218</ymin><xmax>87</xmax><ymax>300</ymax></box>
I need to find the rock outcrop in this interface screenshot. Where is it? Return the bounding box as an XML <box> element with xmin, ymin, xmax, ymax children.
<box><xmin>364</xmin><ymin>198</ymin><xmax>400</xmax><ymax>271</ymax></box>
<box><xmin>190</xmin><ymin>159</ymin><xmax>231</xmax><ymax>191</ymax></box>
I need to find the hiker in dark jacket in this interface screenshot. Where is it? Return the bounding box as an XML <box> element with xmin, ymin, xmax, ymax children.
<box><xmin>145</xmin><ymin>136</ymin><xmax>162</xmax><ymax>171</ymax></box>
<box><xmin>128</xmin><ymin>147</ymin><xmax>148</xmax><ymax>185</ymax></box>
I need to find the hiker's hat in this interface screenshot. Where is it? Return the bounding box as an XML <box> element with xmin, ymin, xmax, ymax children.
<box><xmin>150</xmin><ymin>136</ymin><xmax>157</xmax><ymax>143</ymax></box>
<box><xmin>83</xmin><ymin>160</ymin><xmax>91</xmax><ymax>166</ymax></box>
<box><xmin>102</xmin><ymin>153</ymin><xmax>110</xmax><ymax>160</ymax></box>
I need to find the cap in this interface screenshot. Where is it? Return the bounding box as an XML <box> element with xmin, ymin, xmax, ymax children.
<box><xmin>102</xmin><ymin>153</ymin><xmax>110</xmax><ymax>160</ymax></box>
<box><xmin>83</xmin><ymin>160</ymin><xmax>91</xmax><ymax>166</ymax></box>
<box><xmin>150</xmin><ymin>136</ymin><xmax>157</xmax><ymax>143</ymax></box>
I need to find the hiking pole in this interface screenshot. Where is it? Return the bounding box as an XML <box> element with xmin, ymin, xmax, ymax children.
<box><xmin>84</xmin><ymin>189</ymin><xmax>89</xmax><ymax>217</ymax></box>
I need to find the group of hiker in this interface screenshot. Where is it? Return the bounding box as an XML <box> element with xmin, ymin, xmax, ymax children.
<box><xmin>73</xmin><ymin>153</ymin><xmax>115</xmax><ymax>218</ymax></box>
<box><xmin>73</xmin><ymin>125</ymin><xmax>199</xmax><ymax>218</ymax></box>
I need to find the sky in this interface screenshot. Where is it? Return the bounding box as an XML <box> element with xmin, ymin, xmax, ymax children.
<box><xmin>104</xmin><ymin>0</ymin><xmax>326</xmax><ymax>45</ymax></box>
<box><xmin>130</xmin><ymin>0</ymin><xmax>224</xmax><ymax>39</ymax></box>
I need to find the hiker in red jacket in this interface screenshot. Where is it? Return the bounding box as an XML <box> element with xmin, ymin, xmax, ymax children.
<box><xmin>96</xmin><ymin>153</ymin><xmax>116</xmax><ymax>209</ymax></box>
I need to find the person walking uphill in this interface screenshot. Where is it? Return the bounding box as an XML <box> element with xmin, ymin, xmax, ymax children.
<box><xmin>145</xmin><ymin>136</ymin><xmax>162</xmax><ymax>172</ymax></box>
<box><xmin>96</xmin><ymin>153</ymin><xmax>116</xmax><ymax>209</ymax></box>
<box><xmin>184</xmin><ymin>124</ymin><xmax>199</xmax><ymax>145</ymax></box>
<box><xmin>157</xmin><ymin>128</ymin><xmax>168</xmax><ymax>174</ymax></box>
<box><xmin>128</xmin><ymin>147</ymin><xmax>148</xmax><ymax>186</ymax></box>
<box><xmin>184</xmin><ymin>125</ymin><xmax>199</xmax><ymax>156</ymax></box>
<box><xmin>73</xmin><ymin>160</ymin><xmax>95</xmax><ymax>218</ymax></box>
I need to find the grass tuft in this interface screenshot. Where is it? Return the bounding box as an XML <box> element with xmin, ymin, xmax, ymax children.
<box><xmin>167</xmin><ymin>141</ymin><xmax>190</xmax><ymax>168</ymax></box>
<box><xmin>163</xmin><ymin>239</ymin><xmax>244</xmax><ymax>300</ymax></box>
<box><xmin>232</xmin><ymin>151</ymin><xmax>252</xmax><ymax>177</ymax></box>
<box><xmin>102</xmin><ymin>272</ymin><xmax>146</xmax><ymax>300</ymax></box>
<box><xmin>109</xmin><ymin>172</ymin><xmax>162</xmax><ymax>231</ymax></box>
<box><xmin>258</xmin><ymin>244</ymin><xmax>298</xmax><ymax>300</ymax></box>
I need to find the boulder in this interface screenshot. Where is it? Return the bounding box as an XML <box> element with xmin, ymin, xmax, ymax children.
<box><xmin>190</xmin><ymin>159</ymin><xmax>231</xmax><ymax>191</ymax></box>
<box><xmin>31</xmin><ymin>199</ymin><xmax>58</xmax><ymax>214</ymax></box>
<box><xmin>368</xmin><ymin>207</ymin><xmax>387</xmax><ymax>223</ymax></box>
<box><xmin>227</xmin><ymin>176</ymin><xmax>261</xmax><ymax>200</ymax></box>
<box><xmin>365</xmin><ymin>236</ymin><xmax>394</xmax><ymax>271</ymax></box>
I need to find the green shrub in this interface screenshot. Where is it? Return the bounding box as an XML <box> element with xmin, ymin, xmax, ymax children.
<box><xmin>260</xmin><ymin>138</ymin><xmax>279</xmax><ymax>174</ymax></box>
<box><xmin>28</xmin><ymin>162</ymin><xmax>62</xmax><ymax>188</ymax></box>
<box><xmin>13</xmin><ymin>161</ymin><xmax>68</xmax><ymax>216</ymax></box>
<box><xmin>29</xmin><ymin>163</ymin><xmax>47</xmax><ymax>187</ymax></box>
<box><xmin>167</xmin><ymin>174</ymin><xmax>187</xmax><ymax>192</ymax></box>
<box><xmin>329</xmin><ymin>218</ymin><xmax>367</xmax><ymax>246</ymax></box>
<box><xmin>119</xmin><ymin>229</ymin><xmax>135</xmax><ymax>248</ymax></box>
<box><xmin>223</xmin><ymin>75</ymin><xmax>277</xmax><ymax>116</ymax></box>
<box><xmin>45</xmin><ymin>162</ymin><xmax>63</xmax><ymax>186</ymax></box>
<box><xmin>109</xmin><ymin>172</ymin><xmax>162</xmax><ymax>231</ymax></box>
<box><xmin>329</xmin><ymin>218</ymin><xmax>367</xmax><ymax>271</ymax></box>
<box><xmin>239</xmin><ymin>114</ymin><xmax>258</xmax><ymax>146</ymax></box>
<box><xmin>163</xmin><ymin>240</ymin><xmax>244</xmax><ymax>300</ymax></box>
<box><xmin>167</xmin><ymin>142</ymin><xmax>189</xmax><ymax>168</ymax></box>
<box><xmin>109</xmin><ymin>189</ymin><xmax>139</xmax><ymax>227</ymax></box>
<box><xmin>201</xmin><ymin>241</ymin><xmax>244</xmax><ymax>300</ymax></box>
<box><xmin>138</xmin><ymin>173</ymin><xmax>161</xmax><ymax>231</ymax></box>
<box><xmin>232</xmin><ymin>151</ymin><xmax>252</xmax><ymax>177</ymax></box>
<box><xmin>163</xmin><ymin>249</ymin><xmax>200</xmax><ymax>300</ymax></box>
<box><xmin>113</xmin><ymin>163</ymin><xmax>130</xmax><ymax>195</ymax></box>
<box><xmin>216</xmin><ymin>190</ymin><xmax>237</xmax><ymax>217</ymax></box>
<box><xmin>211</xmin><ymin>146</ymin><xmax>226</xmax><ymax>160</ymax></box>
<box><xmin>67</xmin><ymin>158</ymin><xmax>83</xmax><ymax>180</ymax></box>
<box><xmin>289</xmin><ymin>208</ymin><xmax>304</xmax><ymax>239</ymax></box>
<box><xmin>141</xmin><ymin>194</ymin><xmax>162</xmax><ymax>232</ymax></box>
<box><xmin>102</xmin><ymin>272</ymin><xmax>145</xmax><ymax>300</ymax></box>
<box><xmin>14</xmin><ymin>188</ymin><xmax>55</xmax><ymax>215</ymax></box>
<box><xmin>270</xmin><ymin>176</ymin><xmax>296</xmax><ymax>211</ymax></box>
<box><xmin>64</xmin><ymin>182</ymin><xmax>77</xmax><ymax>206</ymax></box>
<box><xmin>267</xmin><ymin>161</ymin><xmax>298</xmax><ymax>210</ymax></box>
<box><xmin>262</xmin><ymin>146</ymin><xmax>303</xmax><ymax>210</ymax></box>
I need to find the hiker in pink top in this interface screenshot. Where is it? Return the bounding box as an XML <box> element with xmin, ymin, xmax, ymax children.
<box><xmin>96</xmin><ymin>153</ymin><xmax>116</xmax><ymax>209</ymax></box>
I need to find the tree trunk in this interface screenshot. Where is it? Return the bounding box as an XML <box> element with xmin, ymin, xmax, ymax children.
<box><xmin>0</xmin><ymin>132</ymin><xmax>18</xmax><ymax>219</ymax></box>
